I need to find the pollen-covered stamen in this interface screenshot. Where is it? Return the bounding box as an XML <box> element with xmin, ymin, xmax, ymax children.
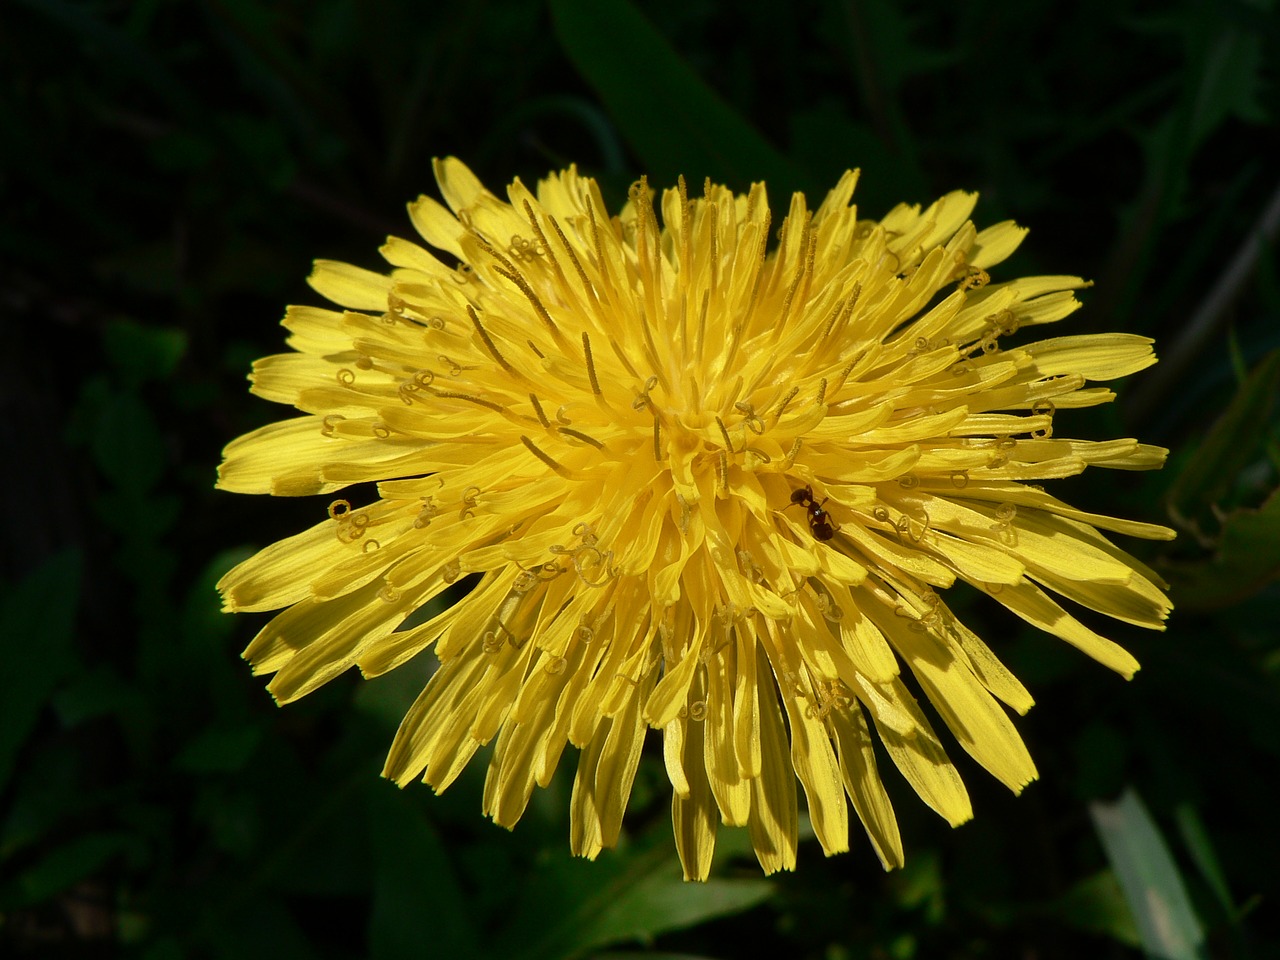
<box><xmin>427</xmin><ymin>389</ymin><xmax>506</xmax><ymax>413</ymax></box>
<box><xmin>813</xmin><ymin>377</ymin><xmax>828</xmax><ymax>407</ymax></box>
<box><xmin>714</xmin><ymin>416</ymin><xmax>736</xmax><ymax>454</ymax></box>
<box><xmin>677</xmin><ymin>175</ymin><xmax>692</xmax><ymax>280</ymax></box>
<box><xmin>581</xmin><ymin>332</ymin><xmax>603</xmax><ymax>397</ymax></box>
<box><xmin>733</xmin><ymin>208</ymin><xmax>773</xmax><ymax>347</ymax></box>
<box><xmin>784</xmin><ymin>437</ymin><xmax>803</xmax><ymax>468</ymax></box>
<box><xmin>529</xmin><ymin>393</ymin><xmax>552</xmax><ymax>429</ymax></box>
<box><xmin>491</xmin><ymin>260</ymin><xmax>565</xmax><ymax>343</ymax></box>
<box><xmin>772</xmin><ymin>224</ymin><xmax>817</xmax><ymax>340</ymax></box>
<box><xmin>772</xmin><ymin>386</ymin><xmax>800</xmax><ymax>425</ymax></box>
<box><xmin>829</xmin><ymin>354</ymin><xmax>862</xmax><ymax>398</ymax></box>
<box><xmin>543</xmin><ymin>211</ymin><xmax>601</xmax><ymax>316</ymax></box>
<box><xmin>606</xmin><ymin>336</ymin><xmax>642</xmax><ymax>380</ymax></box>
<box><xmin>628</xmin><ymin>178</ymin><xmax>664</xmax><ymax>336</ymax></box>
<box><xmin>692</xmin><ymin>289</ymin><xmax>710</xmax><ymax>366</ymax></box>
<box><xmin>521</xmin><ymin>199</ymin><xmax>566</xmax><ymax>280</ymax></box>
<box><xmin>559</xmin><ymin>427</ymin><xmax>606</xmax><ymax>450</ymax></box>
<box><xmin>467</xmin><ymin>305</ymin><xmax>515</xmax><ymax>374</ymax></box>
<box><xmin>520</xmin><ymin>435</ymin><xmax>576</xmax><ymax>478</ymax></box>
<box><xmin>822</xmin><ymin>284</ymin><xmax>861</xmax><ymax>342</ymax></box>
<box><xmin>707</xmin><ymin>200</ymin><xmax>720</xmax><ymax>293</ymax></box>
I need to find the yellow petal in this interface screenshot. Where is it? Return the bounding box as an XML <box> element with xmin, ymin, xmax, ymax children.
<box><xmin>829</xmin><ymin>700</ymin><xmax>903</xmax><ymax>869</ymax></box>
<box><xmin>968</xmin><ymin>221</ymin><xmax>1028</xmax><ymax>269</ymax></box>
<box><xmin>986</xmin><ymin>579</ymin><xmax>1141</xmax><ymax>678</ymax></box>
<box><xmin>669</xmin><ymin>670</ymin><xmax>719</xmax><ymax>881</ymax></box>
<box><xmin>873</xmin><ymin>610</ymin><xmax>1038</xmax><ymax>793</ymax></box>
<box><xmin>307</xmin><ymin>259</ymin><xmax>393</xmax><ymax>310</ymax></box>
<box><xmin>867</xmin><ymin>678</ymin><xmax>973</xmax><ymax>827</ymax></box>
<box><xmin>1022</xmin><ymin>334</ymin><xmax>1157</xmax><ymax>381</ymax></box>
<box><xmin>747</xmin><ymin>650</ymin><xmax>798</xmax><ymax>874</ymax></box>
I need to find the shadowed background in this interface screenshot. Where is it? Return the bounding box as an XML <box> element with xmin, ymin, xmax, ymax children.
<box><xmin>4</xmin><ymin>0</ymin><xmax>1280</xmax><ymax>957</ymax></box>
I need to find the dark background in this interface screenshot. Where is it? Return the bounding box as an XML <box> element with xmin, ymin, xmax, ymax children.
<box><xmin>4</xmin><ymin>0</ymin><xmax>1280</xmax><ymax>957</ymax></box>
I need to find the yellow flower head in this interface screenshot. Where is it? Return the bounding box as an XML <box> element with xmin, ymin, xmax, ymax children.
<box><xmin>218</xmin><ymin>159</ymin><xmax>1172</xmax><ymax>880</ymax></box>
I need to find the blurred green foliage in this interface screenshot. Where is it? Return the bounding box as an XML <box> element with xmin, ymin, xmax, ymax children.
<box><xmin>3</xmin><ymin>0</ymin><xmax>1280</xmax><ymax>956</ymax></box>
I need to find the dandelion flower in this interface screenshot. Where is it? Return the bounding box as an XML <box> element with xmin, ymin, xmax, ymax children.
<box><xmin>217</xmin><ymin>159</ymin><xmax>1173</xmax><ymax>880</ymax></box>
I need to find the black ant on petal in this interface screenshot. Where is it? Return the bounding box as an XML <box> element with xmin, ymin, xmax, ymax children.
<box><xmin>788</xmin><ymin>484</ymin><xmax>838</xmax><ymax>541</ymax></box>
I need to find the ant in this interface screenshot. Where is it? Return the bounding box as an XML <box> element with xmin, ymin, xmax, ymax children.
<box><xmin>788</xmin><ymin>484</ymin><xmax>838</xmax><ymax>541</ymax></box>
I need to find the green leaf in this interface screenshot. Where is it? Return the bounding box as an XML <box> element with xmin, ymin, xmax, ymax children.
<box><xmin>570</xmin><ymin>868</ymin><xmax>772</xmax><ymax>955</ymax></box>
<box><xmin>477</xmin><ymin>95</ymin><xmax>628</xmax><ymax>175</ymax></box>
<box><xmin>1163</xmin><ymin>485</ymin><xmax>1280</xmax><ymax>609</ymax></box>
<box><xmin>1071</xmin><ymin>721</ymin><xmax>1128</xmax><ymax>800</ymax></box>
<box><xmin>492</xmin><ymin>833</ymin><xmax>773</xmax><ymax>960</ymax></box>
<box><xmin>1165</xmin><ymin>348</ymin><xmax>1280</xmax><ymax>525</ymax></box>
<box><xmin>1047</xmin><ymin>870</ymin><xmax>1142</xmax><ymax>949</ymax></box>
<box><xmin>91</xmin><ymin>391</ymin><xmax>167</xmax><ymax>492</ymax></box>
<box><xmin>367</xmin><ymin>784</ymin><xmax>479</xmax><ymax>960</ymax></box>
<box><xmin>1173</xmin><ymin>804</ymin><xmax>1237</xmax><ymax>922</ymax></box>
<box><xmin>353</xmin><ymin>646</ymin><xmax>438</xmax><ymax>733</ymax></box>
<box><xmin>175</xmin><ymin>723</ymin><xmax>262</xmax><ymax>774</ymax></box>
<box><xmin>1185</xmin><ymin>22</ymin><xmax>1269</xmax><ymax>146</ymax></box>
<box><xmin>550</xmin><ymin>0</ymin><xmax>811</xmax><ymax>195</ymax></box>
<box><xmin>0</xmin><ymin>549</ymin><xmax>82</xmax><ymax>791</ymax></box>
<box><xmin>0</xmin><ymin>832</ymin><xmax>133</xmax><ymax>909</ymax></box>
<box><xmin>198</xmin><ymin>896</ymin><xmax>318</xmax><ymax>960</ymax></box>
<box><xmin>890</xmin><ymin>848</ymin><xmax>944</xmax><ymax>924</ymax></box>
<box><xmin>1089</xmin><ymin>788</ymin><xmax>1206</xmax><ymax>960</ymax></box>
<box><xmin>51</xmin><ymin>666</ymin><xmax>145</xmax><ymax>727</ymax></box>
<box><xmin>103</xmin><ymin>318</ymin><xmax>188</xmax><ymax>386</ymax></box>
<box><xmin>789</xmin><ymin>101</ymin><xmax>928</xmax><ymax>216</ymax></box>
<box><xmin>15</xmin><ymin>0</ymin><xmax>198</xmax><ymax>119</ymax></box>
